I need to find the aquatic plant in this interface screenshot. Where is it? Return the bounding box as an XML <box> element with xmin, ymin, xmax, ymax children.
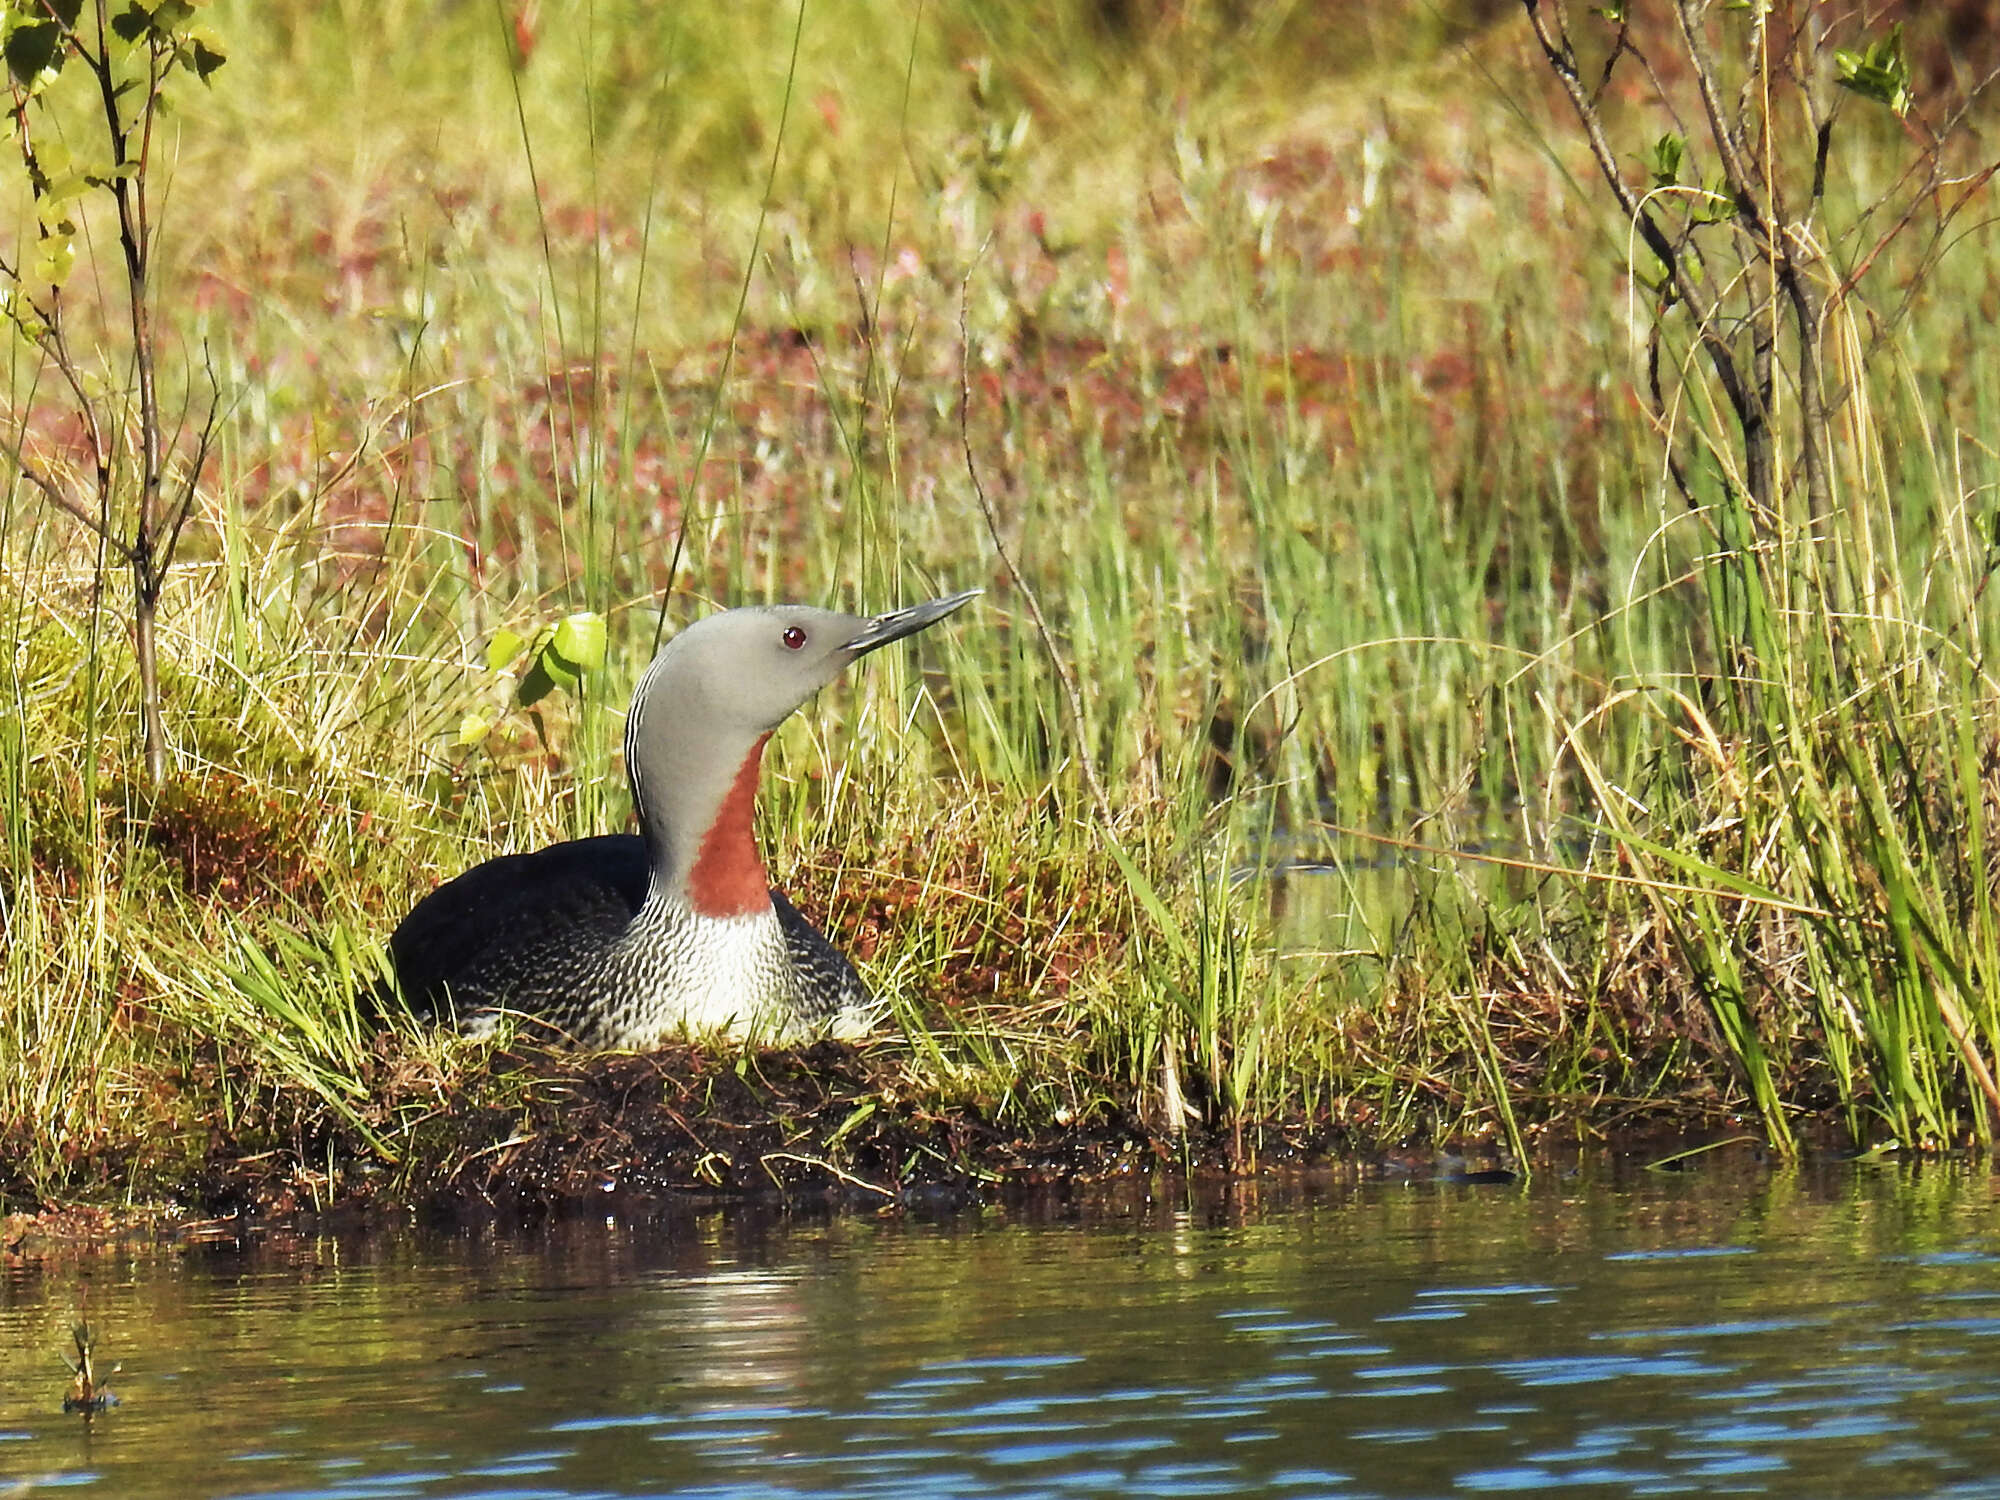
<box><xmin>1524</xmin><ymin>0</ymin><xmax>2000</xmax><ymax>1151</ymax></box>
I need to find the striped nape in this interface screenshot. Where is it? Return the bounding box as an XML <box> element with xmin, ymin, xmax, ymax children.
<box><xmin>622</xmin><ymin>650</ymin><xmax>668</xmax><ymax>825</ymax></box>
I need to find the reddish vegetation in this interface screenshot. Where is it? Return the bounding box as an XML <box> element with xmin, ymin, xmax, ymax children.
<box><xmin>250</xmin><ymin>130</ymin><xmax>1618</xmax><ymax>612</ymax></box>
<box><xmin>791</xmin><ymin>821</ymin><xmax>1124</xmax><ymax>1017</ymax></box>
<box><xmin>27</xmin><ymin>771</ymin><xmax>329</xmax><ymax>914</ymax></box>
<box><xmin>137</xmin><ymin>776</ymin><xmax>328</xmax><ymax>910</ymax></box>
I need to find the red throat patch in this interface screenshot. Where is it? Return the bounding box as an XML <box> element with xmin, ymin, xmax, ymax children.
<box><xmin>686</xmin><ymin>734</ymin><xmax>773</xmax><ymax>918</ymax></box>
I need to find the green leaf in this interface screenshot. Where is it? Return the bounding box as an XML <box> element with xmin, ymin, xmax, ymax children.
<box><xmin>549</xmin><ymin>611</ymin><xmax>607</xmax><ymax>672</ymax></box>
<box><xmin>455</xmin><ymin>711</ymin><xmax>493</xmax><ymax>747</ymax></box>
<box><xmin>4</xmin><ymin>19</ymin><xmax>63</xmax><ymax>85</ymax></box>
<box><xmin>1103</xmin><ymin>836</ymin><xmax>1197</xmax><ymax>975</ymax></box>
<box><xmin>485</xmin><ymin>626</ymin><xmax>527</xmax><ymax>672</ymax></box>
<box><xmin>1645</xmin><ymin>132</ymin><xmax>1684</xmax><ymax>188</ymax></box>
<box><xmin>189</xmin><ymin>31</ymin><xmax>223</xmax><ymax>81</ymax></box>
<box><xmin>33</xmin><ymin>232</ymin><xmax>75</xmax><ymax>288</ymax></box>
<box><xmin>0</xmin><ymin>284</ymin><xmax>47</xmax><ymax>341</ymax></box>
<box><xmin>516</xmin><ymin>658</ymin><xmax>556</xmax><ymax>708</ymax></box>
<box><xmin>535</xmin><ymin>649</ymin><xmax>580</xmax><ymax>691</ymax></box>
<box><xmin>502</xmin><ymin>611</ymin><xmax>606</xmax><ymax>706</ymax></box>
<box><xmin>110</xmin><ymin>4</ymin><xmax>149</xmax><ymax>42</ymax></box>
<box><xmin>1834</xmin><ymin>24</ymin><xmax>1911</xmax><ymax>117</ymax></box>
<box><xmin>1693</xmin><ymin>171</ymin><xmax>1734</xmax><ymax>224</ymax></box>
<box><xmin>824</xmin><ymin>1100</ymin><xmax>876</xmax><ymax>1150</ymax></box>
<box><xmin>38</xmin><ymin>170</ymin><xmax>88</xmax><ymax>215</ymax></box>
<box><xmin>188</xmin><ymin>33</ymin><xmax>222</xmax><ymax>78</ymax></box>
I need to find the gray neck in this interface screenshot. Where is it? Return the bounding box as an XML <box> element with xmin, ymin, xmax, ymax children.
<box><xmin>623</xmin><ymin>649</ymin><xmax>768</xmax><ymax>902</ymax></box>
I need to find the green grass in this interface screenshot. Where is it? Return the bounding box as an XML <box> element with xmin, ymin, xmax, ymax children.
<box><xmin>3</xmin><ymin>1</ymin><xmax>1999</xmax><ymax>1207</ymax></box>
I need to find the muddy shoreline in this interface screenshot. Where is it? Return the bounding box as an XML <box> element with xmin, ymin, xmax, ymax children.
<box><xmin>3</xmin><ymin>1038</ymin><xmax>1859</xmax><ymax>1258</ymax></box>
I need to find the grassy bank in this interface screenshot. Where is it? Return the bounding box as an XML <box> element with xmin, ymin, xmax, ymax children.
<box><xmin>4</xmin><ymin>1</ymin><xmax>1999</xmax><ymax>1214</ymax></box>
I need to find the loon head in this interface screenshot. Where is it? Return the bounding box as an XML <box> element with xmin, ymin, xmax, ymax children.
<box><xmin>625</xmin><ymin>590</ymin><xmax>980</xmax><ymax>914</ymax></box>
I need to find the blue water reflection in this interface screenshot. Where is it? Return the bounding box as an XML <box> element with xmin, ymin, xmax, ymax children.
<box><xmin>3</xmin><ymin>1158</ymin><xmax>1998</xmax><ymax>1498</ymax></box>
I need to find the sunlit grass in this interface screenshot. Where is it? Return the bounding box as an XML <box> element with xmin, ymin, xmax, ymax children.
<box><xmin>2</xmin><ymin>2</ymin><xmax>1998</xmax><ymax>1204</ymax></box>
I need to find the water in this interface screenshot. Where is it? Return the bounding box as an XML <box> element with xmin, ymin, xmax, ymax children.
<box><xmin>4</xmin><ymin>1158</ymin><xmax>1999</xmax><ymax>1498</ymax></box>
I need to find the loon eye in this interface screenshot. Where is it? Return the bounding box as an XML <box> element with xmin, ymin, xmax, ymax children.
<box><xmin>782</xmin><ymin>625</ymin><xmax>808</xmax><ymax>650</ymax></box>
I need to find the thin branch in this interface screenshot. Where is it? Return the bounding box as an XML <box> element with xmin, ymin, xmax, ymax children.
<box><xmin>1845</xmin><ymin>162</ymin><xmax>2000</xmax><ymax>309</ymax></box>
<box><xmin>1934</xmin><ymin>61</ymin><xmax>2000</xmax><ymax>144</ymax></box>
<box><xmin>1586</xmin><ymin>7</ymin><xmax>1632</xmax><ymax>108</ymax></box>
<box><xmin>2</xmin><ymin>438</ymin><xmax>133</xmax><ymax>561</ymax></box>
<box><xmin>1676</xmin><ymin>0</ymin><xmax>1768</xmax><ymax>239</ymax></box>
<box><xmin>1525</xmin><ymin>0</ymin><xmax>1772</xmax><ymax>507</ymax></box>
<box><xmin>1644</xmin><ymin>322</ymin><xmax>1700</xmax><ymax>512</ymax></box>
<box><xmin>159</xmin><ymin>377</ymin><xmax>221</xmax><ymax>572</ymax></box>
<box><xmin>44</xmin><ymin>313</ymin><xmax>113</xmax><ymax>496</ymax></box>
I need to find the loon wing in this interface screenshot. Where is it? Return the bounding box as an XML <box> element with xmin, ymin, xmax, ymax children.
<box><xmin>770</xmin><ymin>886</ymin><xmax>870</xmax><ymax>1023</ymax></box>
<box><xmin>386</xmin><ymin>833</ymin><xmax>650</xmax><ymax>1025</ymax></box>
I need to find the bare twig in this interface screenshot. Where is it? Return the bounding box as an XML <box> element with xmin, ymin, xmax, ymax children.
<box><xmin>160</xmin><ymin>384</ymin><xmax>222</xmax><ymax>574</ymax></box>
<box><xmin>2</xmin><ymin>438</ymin><xmax>133</xmax><ymax>562</ymax></box>
<box><xmin>1524</xmin><ymin>0</ymin><xmax>1774</xmax><ymax>508</ymax></box>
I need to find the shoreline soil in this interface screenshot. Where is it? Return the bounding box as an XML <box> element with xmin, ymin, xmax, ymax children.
<box><xmin>3</xmin><ymin>1035</ymin><xmax>1873</xmax><ymax>1256</ymax></box>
